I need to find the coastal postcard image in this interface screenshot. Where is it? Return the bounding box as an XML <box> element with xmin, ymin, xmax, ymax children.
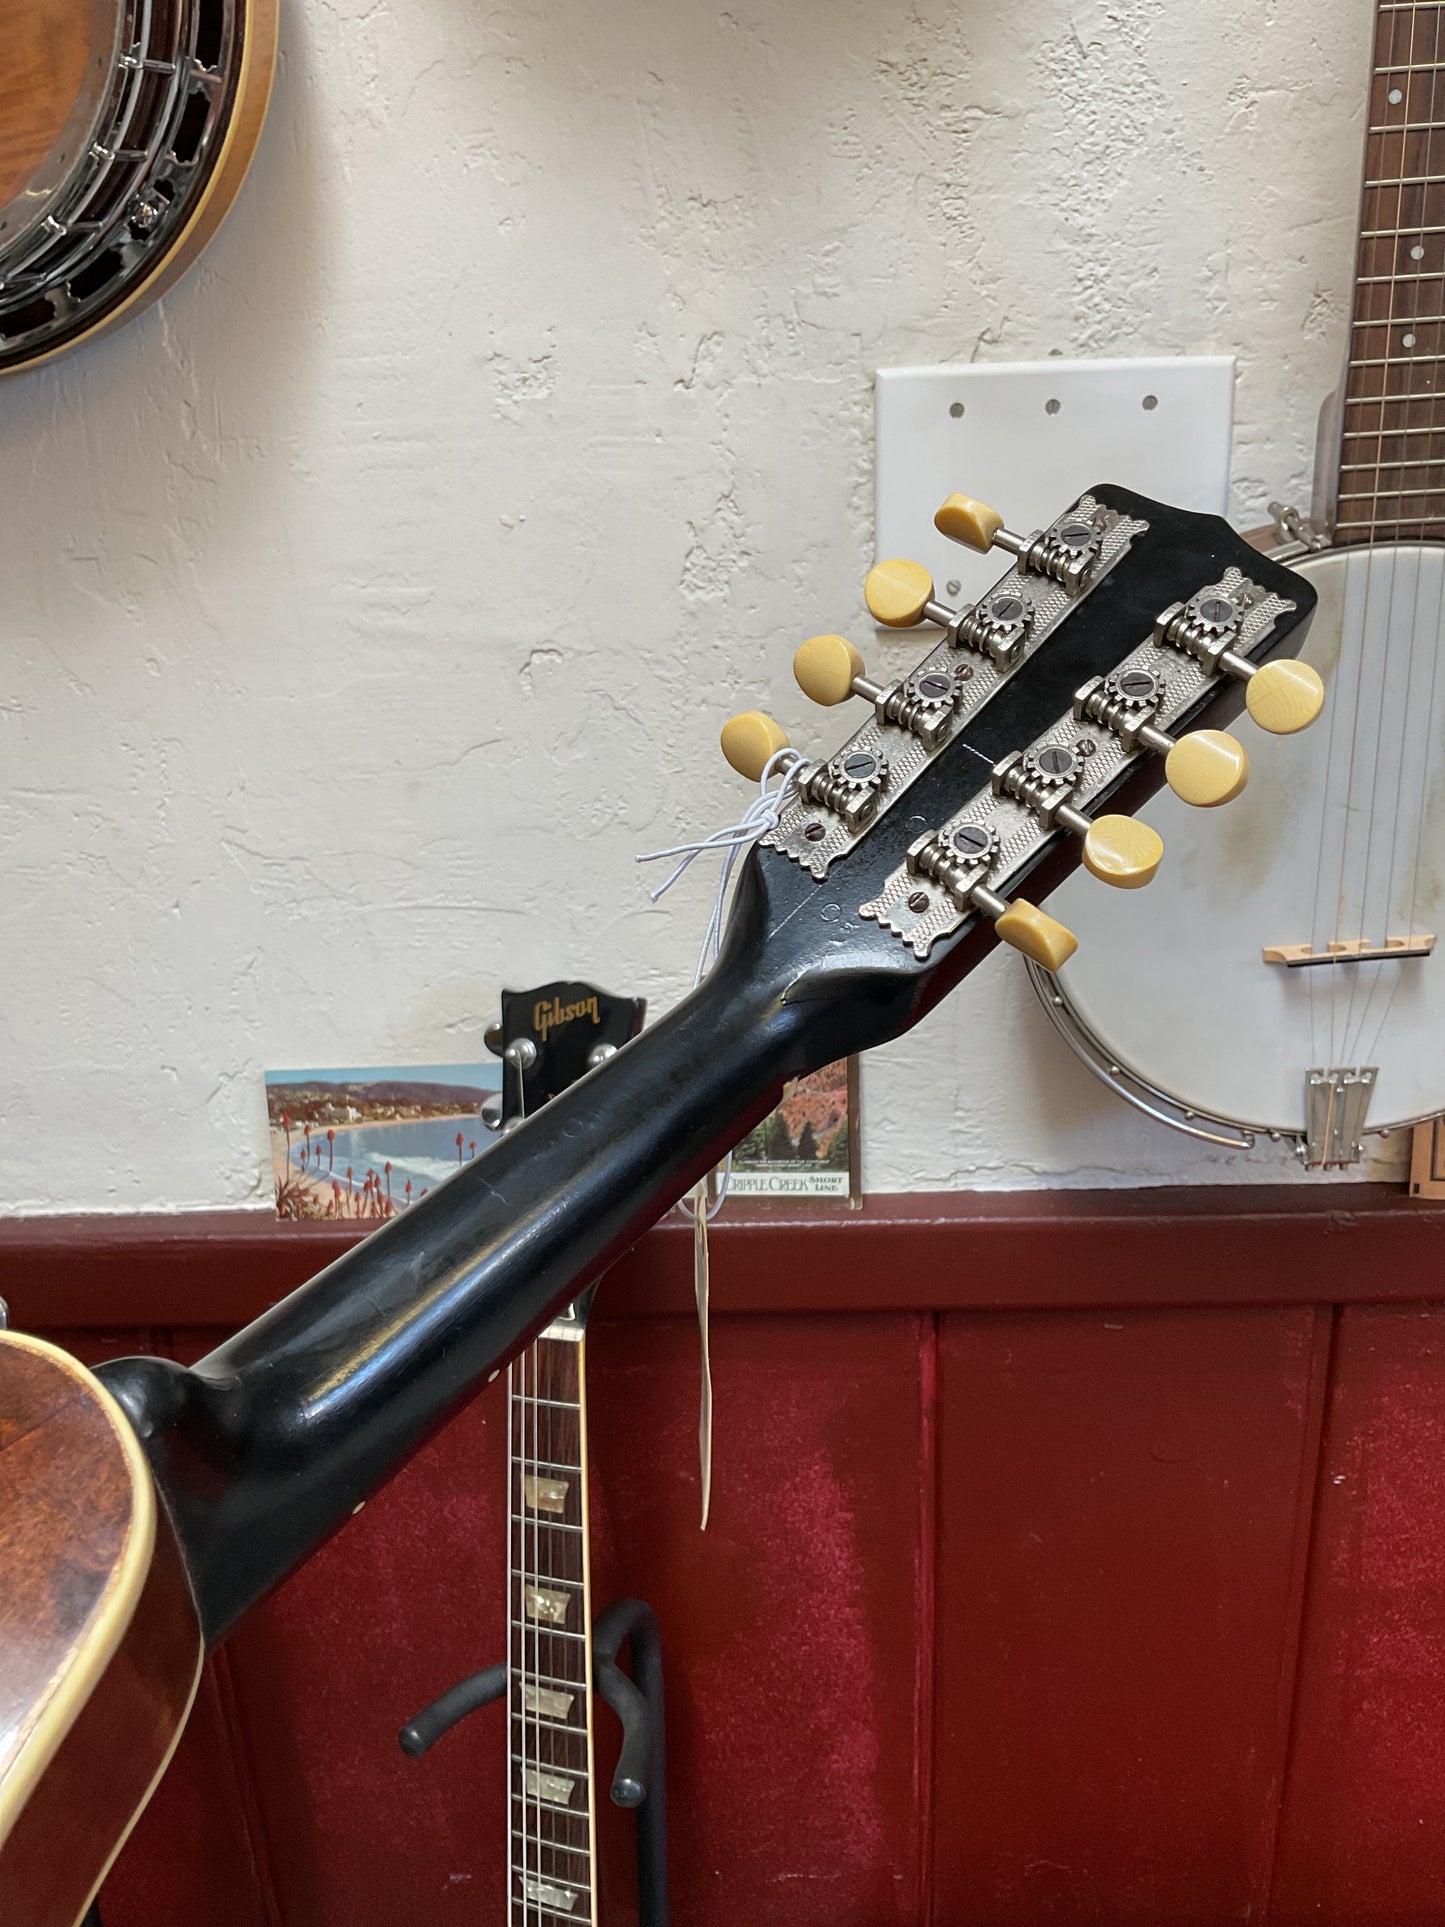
<box><xmin>728</xmin><ymin>1058</ymin><xmax>859</xmax><ymax>1201</ymax></box>
<box><xmin>267</xmin><ymin>1062</ymin><xmax>501</xmax><ymax>1221</ymax></box>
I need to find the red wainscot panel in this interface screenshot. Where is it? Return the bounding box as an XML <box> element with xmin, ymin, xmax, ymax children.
<box><xmin>1270</xmin><ymin>1304</ymin><xmax>1445</xmax><ymax>1925</ymax></box>
<box><xmin>585</xmin><ymin>1314</ymin><xmax>929</xmax><ymax>1926</ymax></box>
<box><xmin>931</xmin><ymin>1306</ymin><xmax>1329</xmax><ymax>1926</ymax></box>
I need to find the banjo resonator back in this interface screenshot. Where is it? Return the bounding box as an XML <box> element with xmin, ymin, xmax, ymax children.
<box><xmin>0</xmin><ymin>0</ymin><xmax>275</xmax><ymax>371</ymax></box>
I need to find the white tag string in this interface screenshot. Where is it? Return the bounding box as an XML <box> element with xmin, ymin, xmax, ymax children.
<box><xmin>636</xmin><ymin>746</ymin><xmax>799</xmax><ymax>1523</ymax></box>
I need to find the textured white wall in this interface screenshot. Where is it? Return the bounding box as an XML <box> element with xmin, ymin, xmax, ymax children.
<box><xmin>0</xmin><ymin>0</ymin><xmax>1392</xmax><ymax>1212</ymax></box>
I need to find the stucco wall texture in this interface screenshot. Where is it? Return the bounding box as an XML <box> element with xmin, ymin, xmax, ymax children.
<box><xmin>1</xmin><ymin>0</ymin><xmax>1392</xmax><ymax>1211</ymax></box>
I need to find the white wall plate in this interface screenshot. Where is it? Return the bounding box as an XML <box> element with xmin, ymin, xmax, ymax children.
<box><xmin>875</xmin><ymin>357</ymin><xmax>1235</xmax><ymax>611</ymax></box>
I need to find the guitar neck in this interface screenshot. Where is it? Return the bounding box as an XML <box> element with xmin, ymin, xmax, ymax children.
<box><xmin>509</xmin><ymin>1308</ymin><xmax>598</xmax><ymax>1925</ymax></box>
<box><xmin>1337</xmin><ymin>0</ymin><xmax>1445</xmax><ymax>541</ymax></box>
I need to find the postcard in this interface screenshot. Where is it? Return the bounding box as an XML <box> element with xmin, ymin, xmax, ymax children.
<box><xmin>727</xmin><ymin>1058</ymin><xmax>859</xmax><ymax>1201</ymax></box>
<box><xmin>267</xmin><ymin>1062</ymin><xmax>501</xmax><ymax>1221</ymax></box>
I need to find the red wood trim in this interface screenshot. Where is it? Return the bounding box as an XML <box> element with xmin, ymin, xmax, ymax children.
<box><xmin>2</xmin><ymin>1186</ymin><xmax>1443</xmax><ymax>1331</ymax></box>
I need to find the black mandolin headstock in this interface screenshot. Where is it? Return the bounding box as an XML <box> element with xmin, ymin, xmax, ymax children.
<box><xmin>717</xmin><ymin>483</ymin><xmax>1321</xmax><ymax>1055</ymax></box>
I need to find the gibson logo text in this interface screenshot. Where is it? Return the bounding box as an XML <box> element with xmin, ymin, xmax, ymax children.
<box><xmin>534</xmin><ymin>994</ymin><xmax>600</xmax><ymax>1043</ymax></box>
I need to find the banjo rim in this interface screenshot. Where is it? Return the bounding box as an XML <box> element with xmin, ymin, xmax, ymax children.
<box><xmin>1034</xmin><ymin>538</ymin><xmax>1445</xmax><ymax>1146</ymax></box>
<box><xmin>0</xmin><ymin>0</ymin><xmax>278</xmax><ymax>375</ymax></box>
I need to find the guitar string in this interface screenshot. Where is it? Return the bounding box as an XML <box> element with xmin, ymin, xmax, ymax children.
<box><xmin>1356</xmin><ymin>1</ymin><xmax>1445</xmax><ymax>1075</ymax></box>
<box><xmin>1334</xmin><ymin>0</ymin><xmax>1416</xmax><ymax>1073</ymax></box>
<box><xmin>517</xmin><ymin>1345</ymin><xmax>595</xmax><ymax>1921</ymax></box>
<box><xmin>508</xmin><ymin>1348</ymin><xmax>521</xmax><ymax>1923</ymax></box>
<box><xmin>521</xmin><ymin>1342</ymin><xmax>533</xmax><ymax>1926</ymax></box>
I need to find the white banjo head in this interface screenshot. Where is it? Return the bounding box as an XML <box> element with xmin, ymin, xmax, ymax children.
<box><xmin>1050</xmin><ymin>541</ymin><xmax>1445</xmax><ymax>1137</ymax></box>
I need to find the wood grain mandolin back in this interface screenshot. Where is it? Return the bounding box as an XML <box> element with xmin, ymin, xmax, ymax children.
<box><xmin>0</xmin><ymin>1332</ymin><xmax>202</xmax><ymax>1927</ymax></box>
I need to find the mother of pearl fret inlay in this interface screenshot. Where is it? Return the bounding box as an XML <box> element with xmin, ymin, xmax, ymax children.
<box><xmin>525</xmin><ymin>1585</ymin><xmax>573</xmax><ymax>1625</ymax></box>
<box><xmin>523</xmin><ymin>1767</ymin><xmax>578</xmax><ymax>1807</ymax></box>
<box><xmin>524</xmin><ymin>1473</ymin><xmax>570</xmax><ymax>1514</ymax></box>
<box><xmin>522</xmin><ymin>1682</ymin><xmax>576</xmax><ymax>1719</ymax></box>
<box><xmin>522</xmin><ymin>1876</ymin><xmax>581</xmax><ymax>1913</ymax></box>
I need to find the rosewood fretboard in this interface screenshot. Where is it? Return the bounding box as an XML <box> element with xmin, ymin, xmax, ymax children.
<box><xmin>1339</xmin><ymin>0</ymin><xmax>1445</xmax><ymax>541</ymax></box>
<box><xmin>509</xmin><ymin>1316</ymin><xmax>598</xmax><ymax>1924</ymax></box>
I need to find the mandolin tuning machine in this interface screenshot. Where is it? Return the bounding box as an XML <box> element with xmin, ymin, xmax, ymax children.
<box><xmin>991</xmin><ymin>744</ymin><xmax>1163</xmax><ymax>889</ymax></box>
<box><xmin>1074</xmin><ymin>672</ymin><xmax>1250</xmax><ymax>808</ymax></box>
<box><xmin>1153</xmin><ymin>584</ymin><xmax>1323</xmax><ymax>735</ymax></box>
<box><xmin>793</xmin><ymin>634</ymin><xmax>969</xmax><ymax>749</ymax></box>
<box><xmin>934</xmin><ymin>491</ymin><xmax>1108</xmax><ymax>596</ymax></box>
<box><xmin>861</xmin><ymin>821</ymin><xmax>1078</xmax><ymax>969</ymax></box>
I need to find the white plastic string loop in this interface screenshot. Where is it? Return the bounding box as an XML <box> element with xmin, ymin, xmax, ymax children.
<box><xmin>636</xmin><ymin>744</ymin><xmax>801</xmax><ymax>1221</ymax></box>
<box><xmin>636</xmin><ymin>745</ymin><xmax>801</xmax><ymax>1522</ymax></box>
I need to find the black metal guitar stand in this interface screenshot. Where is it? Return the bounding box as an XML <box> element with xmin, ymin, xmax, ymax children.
<box><xmin>400</xmin><ymin>1596</ymin><xmax>668</xmax><ymax>1927</ymax></box>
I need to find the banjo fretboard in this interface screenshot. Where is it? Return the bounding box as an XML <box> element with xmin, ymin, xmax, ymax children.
<box><xmin>1340</xmin><ymin>0</ymin><xmax>1445</xmax><ymax>540</ymax></box>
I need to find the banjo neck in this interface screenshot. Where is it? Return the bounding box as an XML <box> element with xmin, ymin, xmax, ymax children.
<box><xmin>1337</xmin><ymin>0</ymin><xmax>1445</xmax><ymax>543</ymax></box>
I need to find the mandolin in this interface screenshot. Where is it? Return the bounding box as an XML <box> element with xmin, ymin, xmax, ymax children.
<box><xmin>0</xmin><ymin>482</ymin><xmax>1319</xmax><ymax>1924</ymax></box>
<box><xmin>0</xmin><ymin>0</ymin><xmax>276</xmax><ymax>371</ymax></box>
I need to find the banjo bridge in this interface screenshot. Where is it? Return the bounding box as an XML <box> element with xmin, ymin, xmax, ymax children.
<box><xmin>1262</xmin><ymin>934</ymin><xmax>1437</xmax><ymax>968</ymax></box>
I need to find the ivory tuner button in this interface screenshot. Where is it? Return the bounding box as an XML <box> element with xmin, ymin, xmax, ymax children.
<box><xmin>1164</xmin><ymin>729</ymin><xmax>1250</xmax><ymax>808</ymax></box>
<box><xmin>794</xmin><ymin>633</ymin><xmax>865</xmax><ymax>706</ymax></box>
<box><xmin>865</xmin><ymin>557</ymin><xmax>934</xmax><ymax>628</ymax></box>
<box><xmin>993</xmin><ymin>899</ymin><xmax>1078</xmax><ymax>972</ymax></box>
<box><xmin>1244</xmin><ymin>658</ymin><xmax>1325</xmax><ymax>735</ymax></box>
<box><xmin>1081</xmin><ymin>814</ymin><xmax>1164</xmax><ymax>890</ymax></box>
<box><xmin>934</xmin><ymin>492</ymin><xmax>1005</xmax><ymax>553</ymax></box>
<box><xmin>721</xmin><ymin>710</ymin><xmax>790</xmax><ymax>782</ymax></box>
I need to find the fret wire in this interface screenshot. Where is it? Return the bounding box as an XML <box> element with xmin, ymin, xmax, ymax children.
<box><xmin>1368</xmin><ymin>123</ymin><xmax>1445</xmax><ymax>135</ymax></box>
<box><xmin>514</xmin><ymin>1395</ymin><xmax>584</xmax><ymax>1412</ymax></box>
<box><xmin>512</xmin><ymin>1711</ymin><xmax>591</xmax><ymax>1736</ymax></box>
<box><xmin>1374</xmin><ymin>60</ymin><xmax>1445</xmax><ymax>73</ymax></box>
<box><xmin>511</xmin><ymin>1621</ymin><xmax>589</xmax><ymax>1640</ymax></box>
<box><xmin>1340</xmin><ymin>454</ymin><xmax>1445</xmax><ymax>468</ymax></box>
<box><xmin>1361</xmin><ymin>220</ymin><xmax>1445</xmax><ymax>235</ymax></box>
<box><xmin>1336</xmin><ymin>513</ymin><xmax>1445</xmax><ymax>525</ymax></box>
<box><xmin>512</xmin><ymin>1831</ymin><xmax>592</xmax><ymax>1860</ymax></box>
<box><xmin>511</xmin><ymin>1665</ymin><xmax>589</xmax><ymax>1693</ymax></box>
<box><xmin>1338</xmin><ymin>485</ymin><xmax>1445</xmax><ymax>499</ymax></box>
<box><xmin>1343</xmin><ymin>387</ymin><xmax>1445</xmax><ymax>402</ymax></box>
<box><xmin>510</xmin><ymin>1514</ymin><xmax>585</xmax><ymax>1532</ymax></box>
<box><xmin>1364</xmin><ymin>173</ymin><xmax>1445</xmax><ymax>186</ymax></box>
<box><xmin>1353</xmin><ymin>312</ymin><xmax>1445</xmax><ymax>324</ymax></box>
<box><xmin>1342</xmin><ymin>421</ymin><xmax>1445</xmax><ymax>435</ymax></box>
<box><xmin>1357</xmin><ymin>270</ymin><xmax>1445</xmax><ymax>282</ymax></box>
<box><xmin>513</xmin><ymin>1900</ymin><xmax>584</xmax><ymax>1925</ymax></box>
<box><xmin>514</xmin><ymin>1571</ymin><xmax>585</xmax><ymax>1588</ymax></box>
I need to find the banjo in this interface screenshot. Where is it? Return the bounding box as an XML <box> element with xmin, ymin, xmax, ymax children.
<box><xmin>0</xmin><ymin>482</ymin><xmax>1319</xmax><ymax>1925</ymax></box>
<box><xmin>0</xmin><ymin>0</ymin><xmax>275</xmax><ymax>371</ymax></box>
<box><xmin>1033</xmin><ymin>0</ymin><xmax>1445</xmax><ymax>1169</ymax></box>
